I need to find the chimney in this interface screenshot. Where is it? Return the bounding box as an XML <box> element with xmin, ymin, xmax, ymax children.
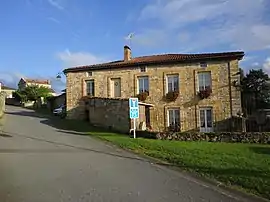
<box><xmin>124</xmin><ymin>45</ymin><xmax>131</xmax><ymax>61</ymax></box>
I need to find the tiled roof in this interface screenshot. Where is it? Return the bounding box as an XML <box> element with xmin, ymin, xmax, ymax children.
<box><xmin>24</xmin><ymin>78</ymin><xmax>50</xmax><ymax>85</ymax></box>
<box><xmin>64</xmin><ymin>51</ymin><xmax>244</xmax><ymax>73</ymax></box>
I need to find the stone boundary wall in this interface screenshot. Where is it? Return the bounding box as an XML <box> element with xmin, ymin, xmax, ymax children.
<box><xmin>86</xmin><ymin>97</ymin><xmax>130</xmax><ymax>133</ymax></box>
<box><xmin>0</xmin><ymin>92</ymin><xmax>5</xmax><ymax>119</ymax></box>
<box><xmin>134</xmin><ymin>131</ymin><xmax>270</xmax><ymax>144</ymax></box>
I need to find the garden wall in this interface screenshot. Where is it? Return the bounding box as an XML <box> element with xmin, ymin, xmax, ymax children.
<box><xmin>0</xmin><ymin>92</ymin><xmax>5</xmax><ymax>118</ymax></box>
<box><xmin>86</xmin><ymin>97</ymin><xmax>130</xmax><ymax>133</ymax></box>
<box><xmin>135</xmin><ymin>131</ymin><xmax>270</xmax><ymax>144</ymax></box>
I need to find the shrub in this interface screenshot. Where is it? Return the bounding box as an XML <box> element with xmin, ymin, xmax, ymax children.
<box><xmin>165</xmin><ymin>91</ymin><xmax>179</xmax><ymax>101</ymax></box>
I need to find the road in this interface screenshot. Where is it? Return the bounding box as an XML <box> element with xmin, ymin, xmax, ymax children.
<box><xmin>0</xmin><ymin>106</ymin><xmax>262</xmax><ymax>202</ymax></box>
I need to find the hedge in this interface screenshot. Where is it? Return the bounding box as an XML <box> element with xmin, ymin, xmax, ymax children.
<box><xmin>132</xmin><ymin>131</ymin><xmax>270</xmax><ymax>144</ymax></box>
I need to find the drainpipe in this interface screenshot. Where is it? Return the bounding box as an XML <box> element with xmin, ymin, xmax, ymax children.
<box><xmin>228</xmin><ymin>62</ymin><xmax>233</xmax><ymax>131</ymax></box>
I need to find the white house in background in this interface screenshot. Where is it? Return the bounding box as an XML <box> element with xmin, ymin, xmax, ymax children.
<box><xmin>1</xmin><ymin>85</ymin><xmax>16</xmax><ymax>98</ymax></box>
<box><xmin>18</xmin><ymin>78</ymin><xmax>57</xmax><ymax>96</ymax></box>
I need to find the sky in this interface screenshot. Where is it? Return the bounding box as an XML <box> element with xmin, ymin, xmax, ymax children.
<box><xmin>0</xmin><ymin>0</ymin><xmax>270</xmax><ymax>93</ymax></box>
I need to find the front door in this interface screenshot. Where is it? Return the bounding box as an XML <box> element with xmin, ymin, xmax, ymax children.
<box><xmin>111</xmin><ymin>78</ymin><xmax>121</xmax><ymax>97</ymax></box>
<box><xmin>199</xmin><ymin>108</ymin><xmax>213</xmax><ymax>132</ymax></box>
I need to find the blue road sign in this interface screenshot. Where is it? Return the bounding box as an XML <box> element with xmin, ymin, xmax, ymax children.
<box><xmin>129</xmin><ymin>98</ymin><xmax>139</xmax><ymax>119</ymax></box>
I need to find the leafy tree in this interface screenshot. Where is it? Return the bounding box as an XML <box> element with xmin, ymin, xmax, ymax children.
<box><xmin>13</xmin><ymin>85</ymin><xmax>52</xmax><ymax>102</ymax></box>
<box><xmin>241</xmin><ymin>69</ymin><xmax>270</xmax><ymax>114</ymax></box>
<box><xmin>12</xmin><ymin>90</ymin><xmax>27</xmax><ymax>102</ymax></box>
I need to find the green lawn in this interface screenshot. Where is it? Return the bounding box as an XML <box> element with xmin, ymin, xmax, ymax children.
<box><xmin>89</xmin><ymin>132</ymin><xmax>270</xmax><ymax>200</ymax></box>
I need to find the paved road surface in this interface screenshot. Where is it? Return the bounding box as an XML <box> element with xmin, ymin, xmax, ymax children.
<box><xmin>0</xmin><ymin>106</ymin><xmax>261</xmax><ymax>202</ymax></box>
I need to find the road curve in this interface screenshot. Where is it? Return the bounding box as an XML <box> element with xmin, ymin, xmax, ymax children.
<box><xmin>0</xmin><ymin>106</ymin><xmax>261</xmax><ymax>202</ymax></box>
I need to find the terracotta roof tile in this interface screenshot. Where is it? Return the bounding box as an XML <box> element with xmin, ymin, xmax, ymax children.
<box><xmin>24</xmin><ymin>79</ymin><xmax>50</xmax><ymax>85</ymax></box>
<box><xmin>64</xmin><ymin>51</ymin><xmax>244</xmax><ymax>73</ymax></box>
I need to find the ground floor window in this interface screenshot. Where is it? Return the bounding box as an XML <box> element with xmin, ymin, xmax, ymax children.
<box><xmin>199</xmin><ymin>108</ymin><xmax>213</xmax><ymax>132</ymax></box>
<box><xmin>167</xmin><ymin>108</ymin><xmax>180</xmax><ymax>132</ymax></box>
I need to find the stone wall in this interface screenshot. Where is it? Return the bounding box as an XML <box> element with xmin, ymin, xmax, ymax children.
<box><xmin>86</xmin><ymin>98</ymin><xmax>130</xmax><ymax>133</ymax></box>
<box><xmin>66</xmin><ymin>59</ymin><xmax>242</xmax><ymax>132</ymax></box>
<box><xmin>0</xmin><ymin>92</ymin><xmax>5</xmax><ymax>119</ymax></box>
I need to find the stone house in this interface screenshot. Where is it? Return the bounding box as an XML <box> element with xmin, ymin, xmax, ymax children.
<box><xmin>64</xmin><ymin>46</ymin><xmax>244</xmax><ymax>132</ymax></box>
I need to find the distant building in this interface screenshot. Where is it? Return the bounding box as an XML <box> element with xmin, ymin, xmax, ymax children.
<box><xmin>1</xmin><ymin>85</ymin><xmax>16</xmax><ymax>98</ymax></box>
<box><xmin>18</xmin><ymin>78</ymin><xmax>57</xmax><ymax>96</ymax></box>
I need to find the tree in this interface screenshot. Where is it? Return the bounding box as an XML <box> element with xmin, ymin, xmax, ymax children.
<box><xmin>12</xmin><ymin>90</ymin><xmax>27</xmax><ymax>102</ymax></box>
<box><xmin>241</xmin><ymin>69</ymin><xmax>270</xmax><ymax>114</ymax></box>
<box><xmin>13</xmin><ymin>85</ymin><xmax>52</xmax><ymax>102</ymax></box>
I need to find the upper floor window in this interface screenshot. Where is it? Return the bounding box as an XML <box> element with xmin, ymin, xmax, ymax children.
<box><xmin>200</xmin><ymin>62</ymin><xmax>208</xmax><ymax>68</ymax></box>
<box><xmin>86</xmin><ymin>80</ymin><xmax>95</xmax><ymax>96</ymax></box>
<box><xmin>140</xmin><ymin>66</ymin><xmax>146</xmax><ymax>72</ymax></box>
<box><xmin>167</xmin><ymin>74</ymin><xmax>179</xmax><ymax>92</ymax></box>
<box><xmin>138</xmin><ymin>76</ymin><xmax>149</xmax><ymax>93</ymax></box>
<box><xmin>198</xmin><ymin>72</ymin><xmax>211</xmax><ymax>91</ymax></box>
<box><xmin>87</xmin><ymin>71</ymin><xmax>93</xmax><ymax>77</ymax></box>
<box><xmin>167</xmin><ymin>108</ymin><xmax>180</xmax><ymax>132</ymax></box>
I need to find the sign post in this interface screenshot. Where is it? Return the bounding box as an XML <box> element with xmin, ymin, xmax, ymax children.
<box><xmin>129</xmin><ymin>98</ymin><xmax>139</xmax><ymax>139</ymax></box>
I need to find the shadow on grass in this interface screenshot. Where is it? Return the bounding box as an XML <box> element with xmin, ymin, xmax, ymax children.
<box><xmin>250</xmin><ymin>146</ymin><xmax>270</xmax><ymax>155</ymax></box>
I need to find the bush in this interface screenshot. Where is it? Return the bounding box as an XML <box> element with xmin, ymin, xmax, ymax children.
<box><xmin>136</xmin><ymin>131</ymin><xmax>270</xmax><ymax>144</ymax></box>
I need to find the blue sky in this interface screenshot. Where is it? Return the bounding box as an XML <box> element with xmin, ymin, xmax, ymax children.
<box><xmin>0</xmin><ymin>0</ymin><xmax>270</xmax><ymax>92</ymax></box>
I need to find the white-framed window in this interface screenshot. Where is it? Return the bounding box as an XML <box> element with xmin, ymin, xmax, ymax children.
<box><xmin>85</xmin><ymin>80</ymin><xmax>95</xmax><ymax>96</ymax></box>
<box><xmin>167</xmin><ymin>108</ymin><xmax>180</xmax><ymax>131</ymax></box>
<box><xmin>200</xmin><ymin>62</ymin><xmax>208</xmax><ymax>68</ymax></box>
<box><xmin>198</xmin><ymin>72</ymin><xmax>211</xmax><ymax>91</ymax></box>
<box><xmin>138</xmin><ymin>76</ymin><xmax>149</xmax><ymax>93</ymax></box>
<box><xmin>166</xmin><ymin>74</ymin><xmax>179</xmax><ymax>92</ymax></box>
<box><xmin>140</xmin><ymin>66</ymin><xmax>146</xmax><ymax>72</ymax></box>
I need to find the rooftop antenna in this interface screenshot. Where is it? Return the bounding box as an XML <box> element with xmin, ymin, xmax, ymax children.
<box><xmin>125</xmin><ymin>32</ymin><xmax>135</xmax><ymax>48</ymax></box>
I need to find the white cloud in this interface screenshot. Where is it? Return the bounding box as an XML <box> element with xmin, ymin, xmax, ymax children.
<box><xmin>263</xmin><ymin>58</ymin><xmax>270</xmax><ymax>75</ymax></box>
<box><xmin>47</xmin><ymin>0</ymin><xmax>64</xmax><ymax>10</ymax></box>
<box><xmin>56</xmin><ymin>49</ymin><xmax>105</xmax><ymax>67</ymax></box>
<box><xmin>47</xmin><ymin>17</ymin><xmax>60</xmax><ymax>24</ymax></box>
<box><xmin>134</xmin><ymin>0</ymin><xmax>270</xmax><ymax>52</ymax></box>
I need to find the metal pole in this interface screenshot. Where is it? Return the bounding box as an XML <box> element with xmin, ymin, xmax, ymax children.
<box><xmin>133</xmin><ymin>119</ymin><xmax>136</xmax><ymax>139</ymax></box>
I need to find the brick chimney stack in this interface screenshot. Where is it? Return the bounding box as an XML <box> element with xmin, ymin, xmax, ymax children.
<box><xmin>124</xmin><ymin>45</ymin><xmax>131</xmax><ymax>61</ymax></box>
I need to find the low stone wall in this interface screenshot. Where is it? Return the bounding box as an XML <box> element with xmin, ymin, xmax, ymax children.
<box><xmin>134</xmin><ymin>131</ymin><xmax>270</xmax><ymax>144</ymax></box>
<box><xmin>0</xmin><ymin>92</ymin><xmax>5</xmax><ymax>118</ymax></box>
<box><xmin>87</xmin><ymin>97</ymin><xmax>130</xmax><ymax>133</ymax></box>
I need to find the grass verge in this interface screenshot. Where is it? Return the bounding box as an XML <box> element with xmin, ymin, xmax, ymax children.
<box><xmin>89</xmin><ymin>132</ymin><xmax>270</xmax><ymax>200</ymax></box>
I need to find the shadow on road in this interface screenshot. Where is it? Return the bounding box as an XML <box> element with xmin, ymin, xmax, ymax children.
<box><xmin>5</xmin><ymin>110</ymin><xmax>49</xmax><ymax>119</ymax></box>
<box><xmin>6</xmin><ymin>106</ymin><xmax>105</xmax><ymax>134</ymax></box>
